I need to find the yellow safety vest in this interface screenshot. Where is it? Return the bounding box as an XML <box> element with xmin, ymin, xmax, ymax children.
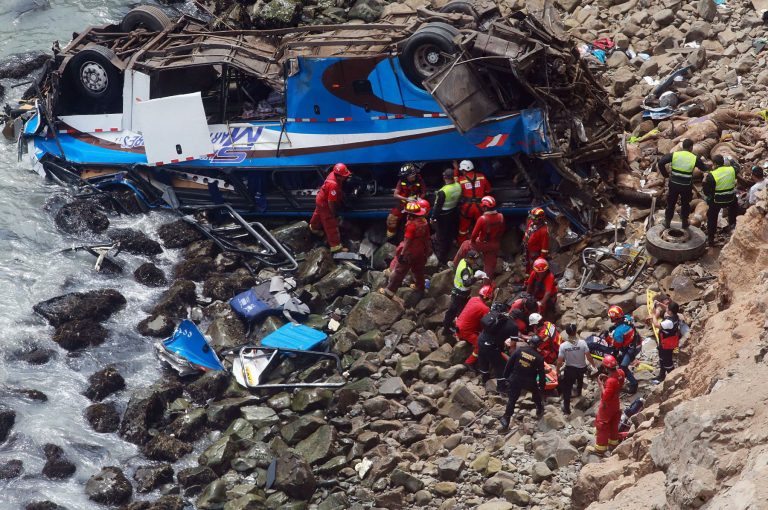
<box><xmin>711</xmin><ymin>165</ymin><xmax>736</xmax><ymax>204</ymax></box>
<box><xmin>453</xmin><ymin>258</ymin><xmax>469</xmax><ymax>290</ymax></box>
<box><xmin>440</xmin><ymin>182</ymin><xmax>461</xmax><ymax>211</ymax></box>
<box><xmin>670</xmin><ymin>150</ymin><xmax>696</xmax><ymax>186</ymax></box>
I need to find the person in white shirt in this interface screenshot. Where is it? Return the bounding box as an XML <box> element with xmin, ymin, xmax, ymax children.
<box><xmin>556</xmin><ymin>324</ymin><xmax>596</xmax><ymax>415</ymax></box>
<box><xmin>748</xmin><ymin>166</ymin><xmax>767</xmax><ymax>206</ymax></box>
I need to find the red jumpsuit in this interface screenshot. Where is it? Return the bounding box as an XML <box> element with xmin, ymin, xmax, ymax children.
<box><xmin>456</xmin><ymin>296</ymin><xmax>490</xmax><ymax>365</ymax></box>
<box><xmin>508</xmin><ymin>298</ymin><xmax>530</xmax><ymax>332</ymax></box>
<box><xmin>454</xmin><ymin>211</ymin><xmax>505</xmax><ymax>277</ymax></box>
<box><xmin>309</xmin><ymin>173</ymin><xmax>343</xmax><ymax>249</ymax></box>
<box><xmin>457</xmin><ymin>171</ymin><xmax>492</xmax><ymax>244</ymax></box>
<box><xmin>386</xmin><ymin>217</ymin><xmax>432</xmax><ymax>292</ymax></box>
<box><xmin>536</xmin><ymin>321</ymin><xmax>561</xmax><ymax>364</ymax></box>
<box><xmin>526</xmin><ymin>270</ymin><xmax>558</xmax><ymax>316</ymax></box>
<box><xmin>523</xmin><ymin>221</ymin><xmax>549</xmax><ymax>273</ymax></box>
<box><xmin>595</xmin><ymin>368</ymin><xmax>625</xmax><ymax>452</ymax></box>
<box><xmin>387</xmin><ymin>176</ymin><xmax>426</xmax><ymax>237</ymax></box>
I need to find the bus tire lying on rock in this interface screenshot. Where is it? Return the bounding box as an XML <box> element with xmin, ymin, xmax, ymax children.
<box><xmin>400</xmin><ymin>22</ymin><xmax>460</xmax><ymax>88</ymax></box>
<box><xmin>120</xmin><ymin>5</ymin><xmax>172</xmax><ymax>32</ymax></box>
<box><xmin>646</xmin><ymin>224</ymin><xmax>707</xmax><ymax>263</ymax></box>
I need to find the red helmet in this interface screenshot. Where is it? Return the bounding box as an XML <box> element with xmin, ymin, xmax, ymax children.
<box><xmin>529</xmin><ymin>207</ymin><xmax>545</xmax><ymax>219</ymax></box>
<box><xmin>532</xmin><ymin>258</ymin><xmax>549</xmax><ymax>273</ymax></box>
<box><xmin>479</xmin><ymin>284</ymin><xmax>495</xmax><ymax>299</ymax></box>
<box><xmin>602</xmin><ymin>354</ymin><xmax>618</xmax><ymax>369</ymax></box>
<box><xmin>607</xmin><ymin>305</ymin><xmax>624</xmax><ymax>321</ymax></box>
<box><xmin>404</xmin><ymin>201</ymin><xmax>426</xmax><ymax>216</ymax></box>
<box><xmin>417</xmin><ymin>198</ymin><xmax>431</xmax><ymax>214</ymax></box>
<box><xmin>333</xmin><ymin>163</ymin><xmax>351</xmax><ymax>177</ymax></box>
<box><xmin>480</xmin><ymin>195</ymin><xmax>496</xmax><ymax>210</ymax></box>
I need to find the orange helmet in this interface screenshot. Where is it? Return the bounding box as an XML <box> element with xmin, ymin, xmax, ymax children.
<box><xmin>607</xmin><ymin>305</ymin><xmax>624</xmax><ymax>321</ymax></box>
<box><xmin>404</xmin><ymin>201</ymin><xmax>426</xmax><ymax>216</ymax></box>
<box><xmin>479</xmin><ymin>284</ymin><xmax>495</xmax><ymax>299</ymax></box>
<box><xmin>333</xmin><ymin>163</ymin><xmax>351</xmax><ymax>177</ymax></box>
<box><xmin>529</xmin><ymin>207</ymin><xmax>545</xmax><ymax>219</ymax></box>
<box><xmin>480</xmin><ymin>195</ymin><xmax>496</xmax><ymax>210</ymax></box>
<box><xmin>602</xmin><ymin>354</ymin><xmax>618</xmax><ymax>369</ymax></box>
<box><xmin>417</xmin><ymin>198</ymin><xmax>431</xmax><ymax>214</ymax></box>
<box><xmin>532</xmin><ymin>258</ymin><xmax>549</xmax><ymax>273</ymax></box>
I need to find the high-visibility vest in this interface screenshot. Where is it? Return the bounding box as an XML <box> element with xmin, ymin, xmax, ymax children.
<box><xmin>711</xmin><ymin>166</ymin><xmax>736</xmax><ymax>204</ymax></box>
<box><xmin>453</xmin><ymin>258</ymin><xmax>469</xmax><ymax>290</ymax></box>
<box><xmin>440</xmin><ymin>182</ymin><xmax>461</xmax><ymax>211</ymax></box>
<box><xmin>670</xmin><ymin>150</ymin><xmax>696</xmax><ymax>186</ymax></box>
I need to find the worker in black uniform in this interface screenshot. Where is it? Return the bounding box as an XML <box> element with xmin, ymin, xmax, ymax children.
<box><xmin>657</xmin><ymin>138</ymin><xmax>709</xmax><ymax>229</ymax></box>
<box><xmin>476</xmin><ymin>303</ymin><xmax>519</xmax><ymax>383</ymax></box>
<box><xmin>499</xmin><ymin>335</ymin><xmax>546</xmax><ymax>430</ymax></box>
<box><xmin>703</xmin><ymin>154</ymin><xmax>738</xmax><ymax>247</ymax></box>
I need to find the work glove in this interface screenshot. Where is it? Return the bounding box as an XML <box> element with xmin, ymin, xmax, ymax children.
<box><xmin>474</xmin><ymin>270</ymin><xmax>487</xmax><ymax>279</ymax></box>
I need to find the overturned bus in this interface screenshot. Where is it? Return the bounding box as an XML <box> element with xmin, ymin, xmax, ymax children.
<box><xmin>14</xmin><ymin>4</ymin><xmax>622</xmax><ymax>228</ymax></box>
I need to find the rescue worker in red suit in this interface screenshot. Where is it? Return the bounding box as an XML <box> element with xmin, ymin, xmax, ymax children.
<box><xmin>455</xmin><ymin>284</ymin><xmax>494</xmax><ymax>366</ymax></box>
<box><xmin>380</xmin><ymin>201</ymin><xmax>432</xmax><ymax>298</ymax></box>
<box><xmin>526</xmin><ymin>258</ymin><xmax>558</xmax><ymax>318</ymax></box>
<box><xmin>523</xmin><ymin>207</ymin><xmax>549</xmax><ymax>273</ymax></box>
<box><xmin>453</xmin><ymin>195</ymin><xmax>505</xmax><ymax>277</ymax></box>
<box><xmin>508</xmin><ymin>294</ymin><xmax>538</xmax><ymax>332</ymax></box>
<box><xmin>587</xmin><ymin>354</ymin><xmax>625</xmax><ymax>456</ymax></box>
<box><xmin>386</xmin><ymin>163</ymin><xmax>426</xmax><ymax>240</ymax></box>
<box><xmin>456</xmin><ymin>160</ymin><xmax>492</xmax><ymax>244</ymax></box>
<box><xmin>535</xmin><ymin>321</ymin><xmax>561</xmax><ymax>365</ymax></box>
<box><xmin>309</xmin><ymin>163</ymin><xmax>351</xmax><ymax>253</ymax></box>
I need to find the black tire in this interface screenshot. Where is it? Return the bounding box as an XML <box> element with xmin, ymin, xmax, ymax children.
<box><xmin>400</xmin><ymin>22</ymin><xmax>460</xmax><ymax>88</ymax></box>
<box><xmin>66</xmin><ymin>45</ymin><xmax>123</xmax><ymax>104</ymax></box>
<box><xmin>645</xmin><ymin>224</ymin><xmax>707</xmax><ymax>263</ymax></box>
<box><xmin>120</xmin><ymin>5</ymin><xmax>172</xmax><ymax>32</ymax></box>
<box><xmin>439</xmin><ymin>0</ymin><xmax>479</xmax><ymax>20</ymax></box>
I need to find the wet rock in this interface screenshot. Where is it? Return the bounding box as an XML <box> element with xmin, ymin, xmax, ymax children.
<box><xmin>291</xmin><ymin>388</ymin><xmax>332</xmax><ymax>412</ymax></box>
<box><xmin>174</xmin><ymin>256</ymin><xmax>214</xmax><ymax>281</ymax></box>
<box><xmin>54</xmin><ymin>199</ymin><xmax>110</xmax><ymax>235</ymax></box>
<box><xmin>84</xmin><ymin>366</ymin><xmax>125</xmax><ymax>401</ymax></box>
<box><xmin>122</xmin><ymin>495</ymin><xmax>185</xmax><ymax>510</ymax></box>
<box><xmin>391</xmin><ymin>468</ymin><xmax>424</xmax><ymax>493</ymax></box>
<box><xmin>166</xmin><ymin>408</ymin><xmax>208</xmax><ymax>442</ymax></box>
<box><xmin>150</xmin><ymin>280</ymin><xmax>197</xmax><ymax>317</ymax></box>
<box><xmin>296</xmin><ymin>247</ymin><xmax>335</xmax><ymax>285</ymax></box>
<box><xmin>34</xmin><ymin>289</ymin><xmax>126</xmax><ymax>326</ymax></box>
<box><xmin>134</xmin><ymin>463</ymin><xmax>174</xmax><ymax>493</ymax></box>
<box><xmin>202</xmin><ymin>271</ymin><xmax>255</xmax><ymax>301</ymax></box>
<box><xmin>271</xmin><ymin>220</ymin><xmax>314</xmax><ymax>254</ymax></box>
<box><xmin>314</xmin><ymin>265</ymin><xmax>357</xmax><ymax>301</ymax></box>
<box><xmin>331</xmin><ymin>327</ymin><xmax>357</xmax><ymax>354</ymax></box>
<box><xmin>0</xmin><ymin>459</ymin><xmax>23</xmax><ymax>479</ymax></box>
<box><xmin>119</xmin><ymin>381</ymin><xmax>183</xmax><ymax>445</ymax></box>
<box><xmin>141</xmin><ymin>433</ymin><xmax>193</xmax><ymax>462</ymax></box>
<box><xmin>199</xmin><ymin>434</ymin><xmax>239</xmax><ymax>474</ymax></box>
<box><xmin>296</xmin><ymin>425</ymin><xmax>335</xmax><ymax>465</ymax></box>
<box><xmin>437</xmin><ymin>456</ymin><xmax>465</xmax><ymax>481</ymax></box>
<box><xmin>25</xmin><ymin>502</ymin><xmax>66</xmax><ymax>510</ymax></box>
<box><xmin>42</xmin><ymin>444</ymin><xmax>76</xmax><ymax>479</ymax></box>
<box><xmin>0</xmin><ymin>407</ymin><xmax>16</xmax><ymax>443</ymax></box>
<box><xmin>241</xmin><ymin>405</ymin><xmax>279</xmax><ymax>429</ymax></box>
<box><xmin>187</xmin><ymin>371</ymin><xmax>230</xmax><ymax>404</ymax></box>
<box><xmin>273</xmin><ymin>451</ymin><xmax>317</xmax><ymax>500</ymax></box>
<box><xmin>185</xmin><ymin>239</ymin><xmax>217</xmax><ymax>259</ymax></box>
<box><xmin>86</xmin><ymin>466</ymin><xmax>132</xmax><ymax>505</ymax></box>
<box><xmin>8</xmin><ymin>345</ymin><xmax>54</xmax><ymax>364</ymax></box>
<box><xmin>85</xmin><ymin>402</ymin><xmax>120</xmax><ymax>433</ymax></box>
<box><xmin>136</xmin><ymin>314</ymin><xmax>176</xmax><ymax>338</ymax></box>
<box><xmin>281</xmin><ymin>415</ymin><xmax>326</xmax><ymax>445</ymax></box>
<box><xmin>196</xmin><ymin>479</ymin><xmax>227</xmax><ymax>510</ymax></box>
<box><xmin>346</xmin><ymin>292</ymin><xmax>404</xmax><ymax>334</ymax></box>
<box><xmin>236</xmin><ymin>440</ymin><xmax>273</xmax><ymax>469</ymax></box>
<box><xmin>177</xmin><ymin>466</ymin><xmax>217</xmax><ymax>494</ymax></box>
<box><xmin>372</xmin><ymin>242</ymin><xmax>396</xmax><ymax>270</ymax></box>
<box><xmin>107</xmin><ymin>228</ymin><xmax>163</xmax><ymax>256</ymax></box>
<box><xmin>134</xmin><ymin>263</ymin><xmax>167</xmax><ymax>287</ymax></box>
<box><xmin>206</xmin><ymin>397</ymin><xmax>256</xmax><ymax>429</ymax></box>
<box><xmin>13</xmin><ymin>388</ymin><xmax>47</xmax><ymax>402</ymax></box>
<box><xmin>157</xmin><ymin>220</ymin><xmax>204</xmax><ymax>249</ymax></box>
<box><xmin>0</xmin><ymin>51</ymin><xmax>50</xmax><ymax>79</ymax></box>
<box><xmin>206</xmin><ymin>315</ymin><xmax>246</xmax><ymax>351</ymax></box>
<box><xmin>52</xmin><ymin>320</ymin><xmax>108</xmax><ymax>351</ymax></box>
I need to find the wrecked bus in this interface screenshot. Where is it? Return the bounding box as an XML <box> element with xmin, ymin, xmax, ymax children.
<box><xmin>14</xmin><ymin>4</ymin><xmax>621</xmax><ymax>227</ymax></box>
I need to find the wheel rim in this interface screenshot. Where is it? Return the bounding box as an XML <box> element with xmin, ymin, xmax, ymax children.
<box><xmin>661</xmin><ymin>227</ymin><xmax>692</xmax><ymax>243</ymax></box>
<box><xmin>414</xmin><ymin>44</ymin><xmax>446</xmax><ymax>77</ymax></box>
<box><xmin>80</xmin><ymin>61</ymin><xmax>108</xmax><ymax>94</ymax></box>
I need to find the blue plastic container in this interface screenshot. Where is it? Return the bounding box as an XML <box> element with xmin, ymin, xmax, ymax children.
<box><xmin>260</xmin><ymin>323</ymin><xmax>328</xmax><ymax>351</ymax></box>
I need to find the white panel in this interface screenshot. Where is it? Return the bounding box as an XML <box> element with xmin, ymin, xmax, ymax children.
<box><xmin>134</xmin><ymin>92</ymin><xmax>214</xmax><ymax>166</ymax></box>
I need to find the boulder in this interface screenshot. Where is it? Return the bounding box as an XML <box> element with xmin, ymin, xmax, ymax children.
<box><xmin>166</xmin><ymin>408</ymin><xmax>208</xmax><ymax>442</ymax></box>
<box><xmin>241</xmin><ymin>405</ymin><xmax>279</xmax><ymax>429</ymax></box>
<box><xmin>84</xmin><ymin>366</ymin><xmax>125</xmax><ymax>401</ymax></box>
<box><xmin>271</xmin><ymin>221</ymin><xmax>315</xmax><ymax>254</ymax></box>
<box><xmin>0</xmin><ymin>51</ymin><xmax>51</xmax><ymax>79</ymax></box>
<box><xmin>86</xmin><ymin>466</ymin><xmax>133</xmax><ymax>505</ymax></box>
<box><xmin>297</xmin><ymin>247</ymin><xmax>335</xmax><ymax>285</ymax></box>
<box><xmin>652</xmin><ymin>8</ymin><xmax>675</xmax><ymax>26</ymax></box>
<box><xmin>576</xmin><ymin>294</ymin><xmax>607</xmax><ymax>318</ymax></box>
<box><xmin>530</xmin><ymin>461</ymin><xmax>553</xmax><ymax>483</ymax></box>
<box><xmin>372</xmin><ymin>242</ymin><xmax>396</xmax><ymax>270</ymax></box>
<box><xmin>296</xmin><ymin>425</ymin><xmax>335</xmax><ymax>465</ymax></box>
<box><xmin>196</xmin><ymin>479</ymin><xmax>227</xmax><ymax>510</ymax></box>
<box><xmin>273</xmin><ymin>451</ymin><xmax>317</xmax><ymax>500</ymax></box>
<box><xmin>177</xmin><ymin>466</ymin><xmax>217</xmax><ymax>493</ymax></box>
<box><xmin>173</xmin><ymin>256</ymin><xmax>214</xmax><ymax>281</ymax></box>
<box><xmin>141</xmin><ymin>433</ymin><xmax>193</xmax><ymax>462</ymax></box>
<box><xmin>349</xmin><ymin>0</ymin><xmax>385</xmax><ymax>23</ymax></box>
<box><xmin>0</xmin><ymin>459</ymin><xmax>23</xmax><ymax>480</ymax></box>
<box><xmin>52</xmin><ymin>320</ymin><xmax>108</xmax><ymax>350</ymax></box>
<box><xmin>437</xmin><ymin>456</ymin><xmax>465</xmax><ymax>481</ymax></box>
<box><xmin>25</xmin><ymin>502</ymin><xmax>66</xmax><ymax>510</ymax></box>
<box><xmin>483</xmin><ymin>471</ymin><xmax>517</xmax><ymax>496</ymax></box>
<box><xmin>396</xmin><ymin>352</ymin><xmax>420</xmax><ymax>379</ymax></box>
<box><xmin>697</xmin><ymin>0</ymin><xmax>716</xmax><ymax>21</ymax></box>
<box><xmin>291</xmin><ymin>388</ymin><xmax>333</xmax><ymax>412</ymax></box>
<box><xmin>378</xmin><ymin>377</ymin><xmax>408</xmax><ymax>397</ymax></box>
<box><xmin>136</xmin><ymin>314</ymin><xmax>176</xmax><ymax>338</ymax></box>
<box><xmin>533</xmin><ymin>434</ymin><xmax>579</xmax><ymax>468</ymax></box>
<box><xmin>346</xmin><ymin>292</ymin><xmax>404</xmax><ymax>334</ymax></box>
<box><xmin>150</xmin><ymin>280</ymin><xmax>197</xmax><ymax>317</ymax></box>
<box><xmin>206</xmin><ymin>315</ymin><xmax>246</xmax><ymax>351</ymax></box>
<box><xmin>572</xmin><ymin>456</ymin><xmax>626</xmax><ymax>508</ymax></box>
<box><xmin>199</xmin><ymin>434</ymin><xmax>239</xmax><ymax>474</ymax></box>
<box><xmin>157</xmin><ymin>220</ymin><xmax>204</xmax><ymax>248</ymax></box>
<box><xmin>8</xmin><ymin>345</ymin><xmax>54</xmax><ymax>365</ymax></box>
<box><xmin>133</xmin><ymin>262</ymin><xmax>167</xmax><ymax>287</ymax></box>
<box><xmin>477</xmin><ymin>500</ymin><xmax>514</xmax><ymax>510</ymax></box>
<box><xmin>119</xmin><ymin>381</ymin><xmax>183</xmax><ymax>445</ymax></box>
<box><xmin>41</xmin><ymin>444</ymin><xmax>76</xmax><ymax>479</ymax></box>
<box><xmin>314</xmin><ymin>265</ymin><xmax>357</xmax><ymax>301</ymax></box>
<box><xmin>187</xmin><ymin>371</ymin><xmax>230</xmax><ymax>404</ymax></box>
<box><xmin>85</xmin><ymin>402</ymin><xmax>120</xmax><ymax>433</ymax></box>
<box><xmin>34</xmin><ymin>289</ymin><xmax>126</xmax><ymax>326</ymax></box>
<box><xmin>134</xmin><ymin>463</ymin><xmax>174</xmax><ymax>493</ymax></box>
<box><xmin>390</xmin><ymin>468</ymin><xmax>424</xmax><ymax>493</ymax></box>
<box><xmin>0</xmin><ymin>407</ymin><xmax>15</xmax><ymax>443</ymax></box>
<box><xmin>202</xmin><ymin>272</ymin><xmax>256</xmax><ymax>301</ymax></box>
<box><xmin>206</xmin><ymin>397</ymin><xmax>256</xmax><ymax>429</ymax></box>
<box><xmin>236</xmin><ymin>441</ymin><xmax>274</xmax><ymax>469</ymax></box>
<box><xmin>432</xmin><ymin>482</ymin><xmax>458</xmax><ymax>497</ymax></box>
<box><xmin>281</xmin><ymin>415</ymin><xmax>327</xmax><ymax>444</ymax></box>
<box><xmin>107</xmin><ymin>228</ymin><xmax>162</xmax><ymax>256</ymax></box>
<box><xmin>612</xmin><ymin>67</ymin><xmax>637</xmax><ymax>97</ymax></box>
<box><xmin>54</xmin><ymin>199</ymin><xmax>109</xmax><ymax>235</ymax></box>
<box><xmin>448</xmin><ymin>383</ymin><xmax>483</xmax><ymax>412</ymax></box>
<box><xmin>355</xmin><ymin>330</ymin><xmax>384</xmax><ymax>351</ymax></box>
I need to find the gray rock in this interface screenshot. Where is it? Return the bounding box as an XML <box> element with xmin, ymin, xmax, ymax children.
<box><xmin>54</xmin><ymin>199</ymin><xmax>109</xmax><ymax>235</ymax></box>
<box><xmin>271</xmin><ymin>221</ymin><xmax>314</xmax><ymax>255</ymax></box>
<box><xmin>396</xmin><ymin>423</ymin><xmax>428</xmax><ymax>445</ymax></box>
<box><xmin>157</xmin><ymin>219</ymin><xmax>204</xmax><ymax>248</ymax></box>
<box><xmin>84</xmin><ymin>366</ymin><xmax>125</xmax><ymax>402</ymax></box>
<box><xmin>318</xmin><ymin>492</ymin><xmax>349</xmax><ymax>510</ymax></box>
<box><xmin>576</xmin><ymin>294</ymin><xmax>607</xmax><ymax>318</ymax></box>
<box><xmin>199</xmin><ymin>434</ymin><xmax>239</xmax><ymax>475</ymax></box>
<box><xmin>281</xmin><ymin>415</ymin><xmax>327</xmax><ymax>444</ymax></box>
<box><xmin>134</xmin><ymin>463</ymin><xmax>173</xmax><ymax>493</ymax></box>
<box><xmin>378</xmin><ymin>377</ymin><xmax>408</xmax><ymax>397</ymax></box>
<box><xmin>34</xmin><ymin>289</ymin><xmax>126</xmax><ymax>327</ymax></box>
<box><xmin>297</xmin><ymin>247</ymin><xmax>335</xmax><ymax>285</ymax></box>
<box><xmin>178</xmin><ymin>466</ymin><xmax>217</xmax><ymax>493</ymax></box>
<box><xmin>202</xmin><ymin>272</ymin><xmax>255</xmax><ymax>302</ymax></box>
<box><xmin>119</xmin><ymin>381</ymin><xmax>183</xmax><ymax>445</ymax></box>
<box><xmin>0</xmin><ymin>459</ymin><xmax>23</xmax><ymax>479</ymax></box>
<box><xmin>653</xmin><ymin>8</ymin><xmax>675</xmax><ymax>26</ymax></box>
<box><xmin>504</xmin><ymin>489</ymin><xmax>531</xmax><ymax>506</ymax></box>
<box><xmin>348</xmin><ymin>0</ymin><xmax>384</xmax><ymax>22</ymax></box>
<box><xmin>134</xmin><ymin>262</ymin><xmax>167</xmax><ymax>287</ymax></box>
<box><xmin>136</xmin><ymin>313</ymin><xmax>175</xmax><ymax>338</ymax></box>
<box><xmin>86</xmin><ymin>466</ymin><xmax>132</xmax><ymax>505</ymax></box>
<box><xmin>187</xmin><ymin>371</ymin><xmax>230</xmax><ymax>404</ymax></box>
<box><xmin>85</xmin><ymin>402</ymin><xmax>120</xmax><ymax>433</ymax></box>
<box><xmin>346</xmin><ymin>292</ymin><xmax>404</xmax><ymax>334</ymax></box>
<box><xmin>42</xmin><ymin>444</ymin><xmax>75</xmax><ymax>479</ymax></box>
<box><xmin>612</xmin><ymin>67</ymin><xmax>638</xmax><ymax>97</ymax></box>
<box><xmin>238</xmin><ymin>441</ymin><xmax>274</xmax><ymax>469</ymax></box>
<box><xmin>108</xmin><ymin>228</ymin><xmax>162</xmax><ymax>256</ymax></box>
<box><xmin>206</xmin><ymin>397</ymin><xmax>256</xmax><ymax>429</ymax></box>
<box><xmin>0</xmin><ymin>407</ymin><xmax>15</xmax><ymax>443</ymax></box>
<box><xmin>296</xmin><ymin>425</ymin><xmax>335</xmax><ymax>465</ymax></box>
<box><xmin>273</xmin><ymin>451</ymin><xmax>317</xmax><ymax>500</ymax></box>
<box><xmin>291</xmin><ymin>388</ymin><xmax>332</xmax><ymax>412</ymax></box>
<box><xmin>483</xmin><ymin>471</ymin><xmax>517</xmax><ymax>496</ymax></box>
<box><xmin>530</xmin><ymin>462</ymin><xmax>553</xmax><ymax>483</ymax></box>
<box><xmin>141</xmin><ymin>433</ymin><xmax>193</xmax><ymax>462</ymax></box>
<box><xmin>206</xmin><ymin>315</ymin><xmax>246</xmax><ymax>351</ymax></box>
<box><xmin>241</xmin><ymin>406</ymin><xmax>279</xmax><ymax>429</ymax></box>
<box><xmin>422</xmin><ymin>344</ymin><xmax>453</xmax><ymax>367</ymax></box>
<box><xmin>355</xmin><ymin>330</ymin><xmax>384</xmax><ymax>351</ymax></box>
<box><xmin>150</xmin><ymin>279</ymin><xmax>197</xmax><ymax>317</ymax></box>
<box><xmin>197</xmin><ymin>479</ymin><xmax>227</xmax><ymax>510</ymax></box>
<box><xmin>166</xmin><ymin>408</ymin><xmax>208</xmax><ymax>442</ymax></box>
<box><xmin>449</xmin><ymin>383</ymin><xmax>483</xmax><ymax>412</ymax></box>
<box><xmin>533</xmin><ymin>434</ymin><xmax>579</xmax><ymax>468</ymax></box>
<box><xmin>697</xmin><ymin>0</ymin><xmax>716</xmax><ymax>21</ymax></box>
<box><xmin>437</xmin><ymin>456</ymin><xmax>465</xmax><ymax>481</ymax></box>
<box><xmin>314</xmin><ymin>265</ymin><xmax>357</xmax><ymax>301</ymax></box>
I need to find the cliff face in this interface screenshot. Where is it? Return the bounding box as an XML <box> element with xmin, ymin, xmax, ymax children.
<box><xmin>574</xmin><ymin>195</ymin><xmax>768</xmax><ymax>509</ymax></box>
